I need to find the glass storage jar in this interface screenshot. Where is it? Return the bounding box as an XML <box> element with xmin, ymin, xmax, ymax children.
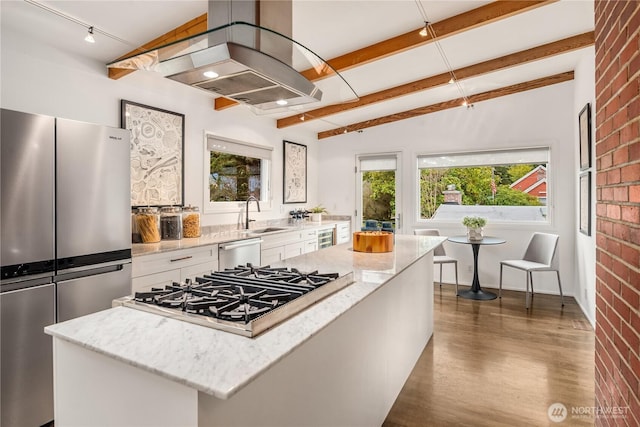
<box><xmin>160</xmin><ymin>206</ymin><xmax>183</xmax><ymax>240</ymax></box>
<box><xmin>131</xmin><ymin>208</ymin><xmax>141</xmax><ymax>243</ymax></box>
<box><xmin>135</xmin><ymin>207</ymin><xmax>161</xmax><ymax>243</ymax></box>
<box><xmin>182</xmin><ymin>205</ymin><xmax>201</xmax><ymax>238</ymax></box>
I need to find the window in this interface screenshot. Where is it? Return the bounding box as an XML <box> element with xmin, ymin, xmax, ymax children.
<box><xmin>204</xmin><ymin>133</ymin><xmax>272</xmax><ymax>211</ymax></box>
<box><xmin>417</xmin><ymin>147</ymin><xmax>550</xmax><ymax>223</ymax></box>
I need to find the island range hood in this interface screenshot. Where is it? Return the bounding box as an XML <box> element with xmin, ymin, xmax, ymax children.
<box><xmin>109</xmin><ymin>0</ymin><xmax>331</xmax><ymax>111</ymax></box>
<box><xmin>160</xmin><ymin>39</ymin><xmax>321</xmax><ymax>109</ymax></box>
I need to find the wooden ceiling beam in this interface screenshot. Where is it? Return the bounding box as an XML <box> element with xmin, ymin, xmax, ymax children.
<box><xmin>108</xmin><ymin>13</ymin><xmax>207</xmax><ymax>80</ymax></box>
<box><xmin>215</xmin><ymin>0</ymin><xmax>555</xmax><ymax>111</ymax></box>
<box><xmin>300</xmin><ymin>0</ymin><xmax>555</xmax><ymax>80</ymax></box>
<box><xmin>317</xmin><ymin>71</ymin><xmax>574</xmax><ymax>140</ymax></box>
<box><xmin>278</xmin><ymin>31</ymin><xmax>594</xmax><ymax>128</ymax></box>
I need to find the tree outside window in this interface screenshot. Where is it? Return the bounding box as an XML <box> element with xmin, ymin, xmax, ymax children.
<box><xmin>417</xmin><ymin>148</ymin><xmax>550</xmax><ymax>222</ymax></box>
<box><xmin>362</xmin><ymin>170</ymin><xmax>396</xmax><ymax>223</ymax></box>
<box><xmin>204</xmin><ymin>134</ymin><xmax>272</xmax><ymax>213</ymax></box>
<box><xmin>209</xmin><ymin>153</ymin><xmax>262</xmax><ymax>202</ymax></box>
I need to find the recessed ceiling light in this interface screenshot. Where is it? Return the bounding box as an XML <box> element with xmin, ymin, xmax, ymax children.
<box><xmin>276</xmin><ymin>99</ymin><xmax>288</xmax><ymax>106</ymax></box>
<box><xmin>203</xmin><ymin>71</ymin><xmax>219</xmax><ymax>79</ymax></box>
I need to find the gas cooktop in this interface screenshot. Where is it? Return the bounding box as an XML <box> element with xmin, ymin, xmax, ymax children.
<box><xmin>114</xmin><ymin>264</ymin><xmax>354</xmax><ymax>337</ymax></box>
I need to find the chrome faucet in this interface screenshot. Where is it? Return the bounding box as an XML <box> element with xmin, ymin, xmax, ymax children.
<box><xmin>245</xmin><ymin>195</ymin><xmax>261</xmax><ymax>229</ymax></box>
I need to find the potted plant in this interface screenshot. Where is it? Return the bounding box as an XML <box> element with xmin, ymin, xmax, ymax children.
<box><xmin>462</xmin><ymin>216</ymin><xmax>487</xmax><ymax>241</ymax></box>
<box><xmin>309</xmin><ymin>206</ymin><xmax>327</xmax><ymax>222</ymax></box>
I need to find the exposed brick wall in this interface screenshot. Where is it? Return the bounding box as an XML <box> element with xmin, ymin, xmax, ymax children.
<box><xmin>594</xmin><ymin>1</ymin><xmax>640</xmax><ymax>426</ymax></box>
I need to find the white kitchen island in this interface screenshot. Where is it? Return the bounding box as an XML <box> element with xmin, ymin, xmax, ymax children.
<box><xmin>45</xmin><ymin>235</ymin><xmax>443</xmax><ymax>427</ymax></box>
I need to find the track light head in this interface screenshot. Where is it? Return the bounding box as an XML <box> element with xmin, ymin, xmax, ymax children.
<box><xmin>84</xmin><ymin>26</ymin><xmax>95</xmax><ymax>43</ymax></box>
<box><xmin>419</xmin><ymin>21</ymin><xmax>429</xmax><ymax>37</ymax></box>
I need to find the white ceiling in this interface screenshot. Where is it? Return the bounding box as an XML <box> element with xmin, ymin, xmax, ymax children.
<box><xmin>1</xmin><ymin>0</ymin><xmax>595</xmax><ymax>137</ymax></box>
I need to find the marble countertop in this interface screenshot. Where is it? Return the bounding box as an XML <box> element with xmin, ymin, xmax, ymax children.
<box><xmin>45</xmin><ymin>235</ymin><xmax>444</xmax><ymax>400</ymax></box>
<box><xmin>132</xmin><ymin>221</ymin><xmax>347</xmax><ymax>257</ymax></box>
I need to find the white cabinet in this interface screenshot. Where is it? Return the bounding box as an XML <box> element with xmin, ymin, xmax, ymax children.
<box><xmin>301</xmin><ymin>228</ymin><xmax>318</xmax><ymax>242</ymax></box>
<box><xmin>132</xmin><ymin>245</ymin><xmax>218</xmax><ymax>293</ymax></box>
<box><xmin>285</xmin><ymin>241</ymin><xmax>305</xmax><ymax>259</ymax></box>
<box><xmin>335</xmin><ymin>222</ymin><xmax>351</xmax><ymax>245</ymax></box>
<box><xmin>298</xmin><ymin>228</ymin><xmax>317</xmax><ymax>255</ymax></box>
<box><xmin>180</xmin><ymin>262</ymin><xmax>217</xmax><ymax>282</ymax></box>
<box><xmin>260</xmin><ymin>228</ymin><xmax>318</xmax><ymax>264</ymax></box>
<box><xmin>304</xmin><ymin>239</ymin><xmax>318</xmax><ymax>253</ymax></box>
<box><xmin>261</xmin><ymin>246</ymin><xmax>285</xmax><ymax>265</ymax></box>
<box><xmin>259</xmin><ymin>222</ymin><xmax>351</xmax><ymax>264</ymax></box>
<box><xmin>131</xmin><ymin>269</ymin><xmax>182</xmax><ymax>293</ymax></box>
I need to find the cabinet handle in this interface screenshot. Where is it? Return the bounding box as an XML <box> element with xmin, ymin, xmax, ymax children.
<box><xmin>220</xmin><ymin>239</ymin><xmax>263</xmax><ymax>250</ymax></box>
<box><xmin>170</xmin><ymin>255</ymin><xmax>193</xmax><ymax>262</ymax></box>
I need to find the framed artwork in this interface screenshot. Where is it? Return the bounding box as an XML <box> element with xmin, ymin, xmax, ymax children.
<box><xmin>579</xmin><ymin>103</ymin><xmax>591</xmax><ymax>170</ymax></box>
<box><xmin>121</xmin><ymin>100</ymin><xmax>184</xmax><ymax>207</ymax></box>
<box><xmin>283</xmin><ymin>140</ymin><xmax>307</xmax><ymax>203</ymax></box>
<box><xmin>579</xmin><ymin>172</ymin><xmax>591</xmax><ymax>236</ymax></box>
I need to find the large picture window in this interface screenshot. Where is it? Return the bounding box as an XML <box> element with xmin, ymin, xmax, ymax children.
<box><xmin>204</xmin><ymin>134</ymin><xmax>272</xmax><ymax>211</ymax></box>
<box><xmin>417</xmin><ymin>147</ymin><xmax>550</xmax><ymax>223</ymax></box>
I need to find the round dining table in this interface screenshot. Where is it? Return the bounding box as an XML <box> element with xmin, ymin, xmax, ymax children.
<box><xmin>447</xmin><ymin>235</ymin><xmax>506</xmax><ymax>300</ymax></box>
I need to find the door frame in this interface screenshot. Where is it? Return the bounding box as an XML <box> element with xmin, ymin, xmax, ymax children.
<box><xmin>355</xmin><ymin>152</ymin><xmax>403</xmax><ymax>234</ymax></box>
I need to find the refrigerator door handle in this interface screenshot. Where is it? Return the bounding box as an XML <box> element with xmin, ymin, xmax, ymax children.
<box><xmin>55</xmin><ymin>261</ymin><xmax>130</xmax><ymax>282</ymax></box>
<box><xmin>1</xmin><ymin>275</ymin><xmax>53</xmax><ymax>293</ymax></box>
<box><xmin>57</xmin><ymin>259</ymin><xmax>132</xmax><ymax>275</ymax></box>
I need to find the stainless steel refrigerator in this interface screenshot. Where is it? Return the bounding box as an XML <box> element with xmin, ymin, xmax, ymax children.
<box><xmin>1</xmin><ymin>108</ymin><xmax>132</xmax><ymax>427</ymax></box>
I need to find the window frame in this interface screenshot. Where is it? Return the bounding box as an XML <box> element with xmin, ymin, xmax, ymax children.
<box><xmin>203</xmin><ymin>132</ymin><xmax>273</xmax><ymax>214</ymax></box>
<box><xmin>414</xmin><ymin>146</ymin><xmax>553</xmax><ymax>226</ymax></box>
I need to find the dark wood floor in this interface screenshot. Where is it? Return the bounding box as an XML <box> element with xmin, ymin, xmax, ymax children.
<box><xmin>383</xmin><ymin>285</ymin><xmax>595</xmax><ymax>427</ymax></box>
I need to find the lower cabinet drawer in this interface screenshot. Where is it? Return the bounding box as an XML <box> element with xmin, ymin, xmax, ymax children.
<box><xmin>304</xmin><ymin>240</ymin><xmax>318</xmax><ymax>253</ymax></box>
<box><xmin>262</xmin><ymin>246</ymin><xmax>285</xmax><ymax>265</ymax></box>
<box><xmin>132</xmin><ymin>245</ymin><xmax>218</xmax><ymax>278</ymax></box>
<box><xmin>181</xmin><ymin>262</ymin><xmax>217</xmax><ymax>282</ymax></box>
<box><xmin>302</xmin><ymin>229</ymin><xmax>318</xmax><ymax>240</ymax></box>
<box><xmin>131</xmin><ymin>260</ymin><xmax>219</xmax><ymax>294</ymax></box>
<box><xmin>285</xmin><ymin>242</ymin><xmax>304</xmax><ymax>259</ymax></box>
<box><xmin>132</xmin><ymin>269</ymin><xmax>181</xmax><ymax>293</ymax></box>
<box><xmin>336</xmin><ymin>223</ymin><xmax>351</xmax><ymax>244</ymax></box>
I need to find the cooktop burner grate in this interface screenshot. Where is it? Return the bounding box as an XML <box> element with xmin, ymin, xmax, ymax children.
<box><xmin>116</xmin><ymin>264</ymin><xmax>354</xmax><ymax>337</ymax></box>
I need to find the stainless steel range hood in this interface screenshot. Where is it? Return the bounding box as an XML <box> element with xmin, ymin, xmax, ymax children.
<box><xmin>107</xmin><ymin>0</ymin><xmax>360</xmax><ymax>111</ymax></box>
<box><xmin>157</xmin><ymin>40</ymin><xmax>322</xmax><ymax>109</ymax></box>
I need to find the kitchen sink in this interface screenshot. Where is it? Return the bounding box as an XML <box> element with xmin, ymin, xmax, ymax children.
<box><xmin>249</xmin><ymin>227</ymin><xmax>288</xmax><ymax>234</ymax></box>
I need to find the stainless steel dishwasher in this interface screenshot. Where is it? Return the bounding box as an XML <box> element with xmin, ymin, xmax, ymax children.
<box><xmin>218</xmin><ymin>238</ymin><xmax>262</xmax><ymax>270</ymax></box>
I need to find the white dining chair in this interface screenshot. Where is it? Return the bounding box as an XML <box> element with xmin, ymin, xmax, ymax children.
<box><xmin>414</xmin><ymin>229</ymin><xmax>459</xmax><ymax>295</ymax></box>
<box><xmin>499</xmin><ymin>232</ymin><xmax>564</xmax><ymax>309</ymax></box>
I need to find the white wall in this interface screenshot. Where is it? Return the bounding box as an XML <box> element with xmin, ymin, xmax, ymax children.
<box><xmin>574</xmin><ymin>48</ymin><xmax>597</xmax><ymax>326</ymax></box>
<box><xmin>1</xmin><ymin>14</ymin><xmax>597</xmax><ymax>312</ymax></box>
<box><xmin>318</xmin><ymin>80</ymin><xmax>580</xmax><ymax>299</ymax></box>
<box><xmin>0</xmin><ymin>23</ymin><xmax>320</xmax><ymax>228</ymax></box>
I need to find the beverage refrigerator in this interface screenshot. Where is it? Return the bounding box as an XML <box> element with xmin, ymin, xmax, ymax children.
<box><xmin>0</xmin><ymin>108</ymin><xmax>132</xmax><ymax>426</ymax></box>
